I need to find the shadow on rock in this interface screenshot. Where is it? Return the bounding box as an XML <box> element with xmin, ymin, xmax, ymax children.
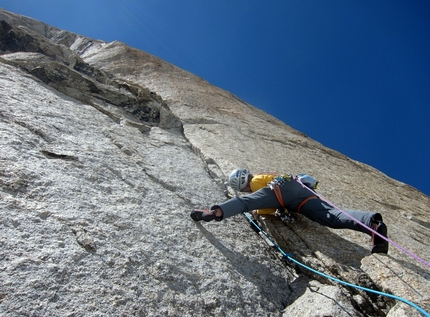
<box><xmin>269</xmin><ymin>214</ymin><xmax>372</xmax><ymax>269</ymax></box>
<box><xmin>195</xmin><ymin>222</ymin><xmax>301</xmax><ymax>310</ymax></box>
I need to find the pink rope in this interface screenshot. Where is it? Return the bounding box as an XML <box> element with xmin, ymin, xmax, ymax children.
<box><xmin>296</xmin><ymin>178</ymin><xmax>430</xmax><ymax>268</ymax></box>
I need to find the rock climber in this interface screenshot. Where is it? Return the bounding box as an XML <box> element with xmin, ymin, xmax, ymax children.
<box><xmin>190</xmin><ymin>168</ymin><xmax>389</xmax><ymax>254</ymax></box>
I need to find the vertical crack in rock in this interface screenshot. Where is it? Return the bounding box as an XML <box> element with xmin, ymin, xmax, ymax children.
<box><xmin>180</xmin><ymin>122</ymin><xmax>395</xmax><ymax>316</ymax></box>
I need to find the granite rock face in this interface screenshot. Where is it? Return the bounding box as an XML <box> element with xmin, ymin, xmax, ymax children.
<box><xmin>0</xmin><ymin>9</ymin><xmax>429</xmax><ymax>317</ymax></box>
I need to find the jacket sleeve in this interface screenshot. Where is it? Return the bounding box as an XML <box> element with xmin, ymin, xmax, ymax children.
<box><xmin>213</xmin><ymin>187</ymin><xmax>281</xmax><ymax>219</ymax></box>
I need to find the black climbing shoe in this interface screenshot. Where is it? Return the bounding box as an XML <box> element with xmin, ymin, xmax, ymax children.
<box><xmin>371</xmin><ymin>221</ymin><xmax>389</xmax><ymax>254</ymax></box>
<box><xmin>190</xmin><ymin>209</ymin><xmax>217</xmax><ymax>222</ymax></box>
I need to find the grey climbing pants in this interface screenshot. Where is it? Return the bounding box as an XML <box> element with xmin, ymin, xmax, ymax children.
<box><xmin>299</xmin><ymin>198</ymin><xmax>378</xmax><ymax>235</ymax></box>
<box><xmin>215</xmin><ymin>186</ymin><xmax>379</xmax><ymax>236</ymax></box>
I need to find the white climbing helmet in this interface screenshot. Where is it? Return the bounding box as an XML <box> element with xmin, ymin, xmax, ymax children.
<box><xmin>228</xmin><ymin>168</ymin><xmax>250</xmax><ymax>191</ymax></box>
<box><xmin>296</xmin><ymin>174</ymin><xmax>318</xmax><ymax>189</ymax></box>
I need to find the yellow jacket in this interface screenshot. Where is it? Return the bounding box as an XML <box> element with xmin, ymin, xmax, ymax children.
<box><xmin>250</xmin><ymin>173</ymin><xmax>279</xmax><ymax>215</ymax></box>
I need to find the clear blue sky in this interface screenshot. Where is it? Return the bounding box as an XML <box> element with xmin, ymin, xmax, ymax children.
<box><xmin>2</xmin><ymin>1</ymin><xmax>430</xmax><ymax>196</ymax></box>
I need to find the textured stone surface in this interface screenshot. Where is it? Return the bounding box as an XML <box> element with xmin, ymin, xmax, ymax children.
<box><xmin>1</xmin><ymin>9</ymin><xmax>429</xmax><ymax>316</ymax></box>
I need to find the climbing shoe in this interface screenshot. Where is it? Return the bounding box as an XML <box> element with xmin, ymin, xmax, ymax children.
<box><xmin>190</xmin><ymin>209</ymin><xmax>222</xmax><ymax>222</ymax></box>
<box><xmin>371</xmin><ymin>221</ymin><xmax>389</xmax><ymax>254</ymax></box>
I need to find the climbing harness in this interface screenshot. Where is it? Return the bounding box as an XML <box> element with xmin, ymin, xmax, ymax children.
<box><xmin>242</xmin><ymin>211</ymin><xmax>430</xmax><ymax>317</ymax></box>
<box><xmin>269</xmin><ymin>175</ymin><xmax>295</xmax><ymax>223</ymax></box>
<box><xmin>268</xmin><ymin>174</ymin><xmax>291</xmax><ymax>207</ymax></box>
<box><xmin>269</xmin><ymin>174</ymin><xmax>319</xmax><ymax>220</ymax></box>
<box><xmin>297</xmin><ymin>195</ymin><xmax>318</xmax><ymax>214</ymax></box>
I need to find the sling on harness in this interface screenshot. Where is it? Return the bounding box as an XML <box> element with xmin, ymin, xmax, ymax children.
<box><xmin>268</xmin><ymin>175</ymin><xmax>295</xmax><ymax>223</ymax></box>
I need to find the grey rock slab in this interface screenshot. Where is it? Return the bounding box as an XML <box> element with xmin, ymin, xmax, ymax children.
<box><xmin>0</xmin><ymin>62</ymin><xmax>294</xmax><ymax>316</ymax></box>
<box><xmin>1</xmin><ymin>8</ymin><xmax>429</xmax><ymax>317</ymax></box>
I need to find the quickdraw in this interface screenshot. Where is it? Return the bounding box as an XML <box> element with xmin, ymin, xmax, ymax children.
<box><xmin>268</xmin><ymin>174</ymin><xmax>295</xmax><ymax>223</ymax></box>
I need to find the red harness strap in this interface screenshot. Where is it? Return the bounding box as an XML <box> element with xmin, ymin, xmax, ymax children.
<box><xmin>273</xmin><ymin>185</ymin><xmax>285</xmax><ymax>207</ymax></box>
<box><xmin>297</xmin><ymin>196</ymin><xmax>318</xmax><ymax>214</ymax></box>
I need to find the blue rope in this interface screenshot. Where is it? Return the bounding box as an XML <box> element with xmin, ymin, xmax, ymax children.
<box><xmin>242</xmin><ymin>212</ymin><xmax>430</xmax><ymax>317</ymax></box>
